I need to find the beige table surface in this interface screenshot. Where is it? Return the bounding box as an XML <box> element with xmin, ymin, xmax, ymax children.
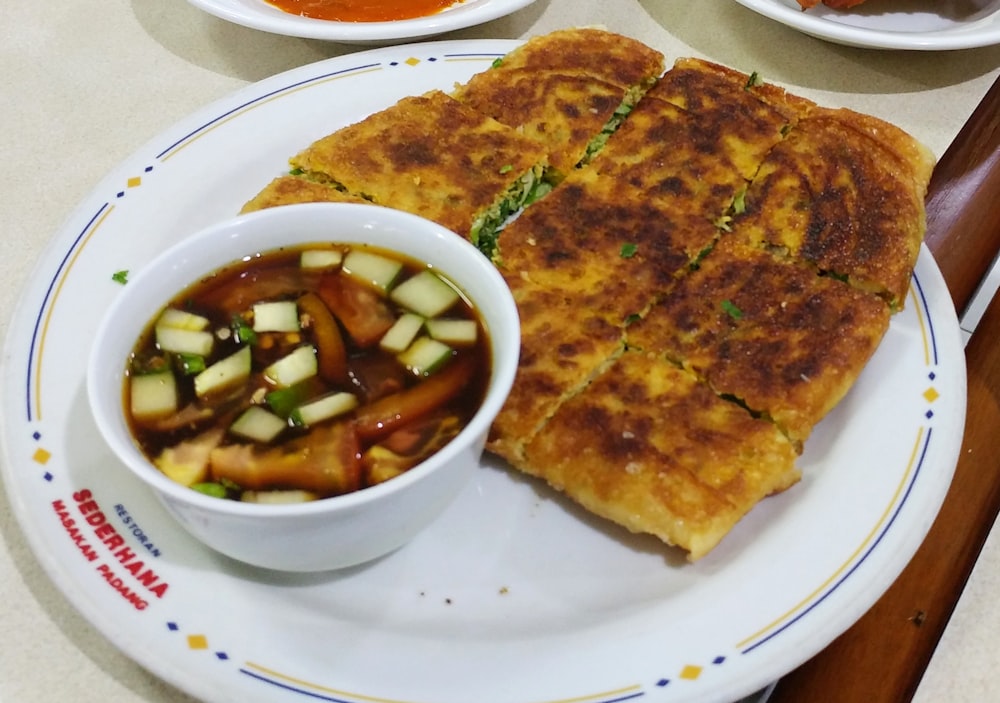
<box><xmin>3</xmin><ymin>1</ymin><xmax>1000</xmax><ymax>701</ymax></box>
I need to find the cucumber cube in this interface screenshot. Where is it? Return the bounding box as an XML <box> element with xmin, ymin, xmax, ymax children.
<box><xmin>290</xmin><ymin>392</ymin><xmax>358</xmax><ymax>427</ymax></box>
<box><xmin>300</xmin><ymin>249</ymin><xmax>343</xmax><ymax>270</ymax></box>
<box><xmin>342</xmin><ymin>249</ymin><xmax>404</xmax><ymax>292</ymax></box>
<box><xmin>157</xmin><ymin>308</ymin><xmax>210</xmax><ymax>331</ymax></box>
<box><xmin>230</xmin><ymin>406</ymin><xmax>287</xmax><ymax>443</ymax></box>
<box><xmin>397</xmin><ymin>336</ymin><xmax>453</xmax><ymax>376</ymax></box>
<box><xmin>390</xmin><ymin>271</ymin><xmax>460</xmax><ymax>318</ymax></box>
<box><xmin>253</xmin><ymin>300</ymin><xmax>300</xmax><ymax>333</ymax></box>
<box><xmin>425</xmin><ymin>318</ymin><xmax>478</xmax><ymax>346</ymax></box>
<box><xmin>155</xmin><ymin>325</ymin><xmax>215</xmax><ymax>357</ymax></box>
<box><xmin>379</xmin><ymin>313</ymin><xmax>425</xmax><ymax>354</ymax></box>
<box><xmin>130</xmin><ymin>370</ymin><xmax>178</xmax><ymax>421</ymax></box>
<box><xmin>194</xmin><ymin>346</ymin><xmax>252</xmax><ymax>398</ymax></box>
<box><xmin>264</xmin><ymin>345</ymin><xmax>318</xmax><ymax>388</ymax></box>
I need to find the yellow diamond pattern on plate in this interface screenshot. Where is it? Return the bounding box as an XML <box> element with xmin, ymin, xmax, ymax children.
<box><xmin>679</xmin><ymin>665</ymin><xmax>703</xmax><ymax>680</ymax></box>
<box><xmin>405</xmin><ymin>57</ymin><xmax>420</xmax><ymax>66</ymax></box>
<box><xmin>32</xmin><ymin>448</ymin><xmax>51</xmax><ymax>464</ymax></box>
<box><xmin>187</xmin><ymin>634</ymin><xmax>209</xmax><ymax>650</ymax></box>
<box><xmin>924</xmin><ymin>387</ymin><xmax>940</xmax><ymax>403</ymax></box>
<box><xmin>127</xmin><ymin>176</ymin><xmax>142</xmax><ymax>188</ymax></box>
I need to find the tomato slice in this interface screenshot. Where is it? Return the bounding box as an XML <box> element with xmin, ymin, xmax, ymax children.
<box><xmin>210</xmin><ymin>421</ymin><xmax>362</xmax><ymax>495</ymax></box>
<box><xmin>353</xmin><ymin>356</ymin><xmax>475</xmax><ymax>442</ymax></box>
<box><xmin>297</xmin><ymin>291</ymin><xmax>349</xmax><ymax>385</ymax></box>
<box><xmin>347</xmin><ymin>354</ymin><xmax>408</xmax><ymax>403</ymax></box>
<box><xmin>316</xmin><ymin>273</ymin><xmax>396</xmax><ymax>348</ymax></box>
<box><xmin>199</xmin><ymin>268</ymin><xmax>317</xmax><ymax>315</ymax></box>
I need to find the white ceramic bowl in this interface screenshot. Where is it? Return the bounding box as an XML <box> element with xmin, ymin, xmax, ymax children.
<box><xmin>87</xmin><ymin>203</ymin><xmax>519</xmax><ymax>572</ymax></box>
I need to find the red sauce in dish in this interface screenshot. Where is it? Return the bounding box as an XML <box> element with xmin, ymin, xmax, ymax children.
<box><xmin>265</xmin><ymin>0</ymin><xmax>463</xmax><ymax>22</ymax></box>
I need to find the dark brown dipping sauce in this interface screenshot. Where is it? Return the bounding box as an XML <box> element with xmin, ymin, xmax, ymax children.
<box><xmin>124</xmin><ymin>243</ymin><xmax>490</xmax><ymax>503</ymax></box>
<box><xmin>264</xmin><ymin>0</ymin><xmax>463</xmax><ymax>22</ymax></box>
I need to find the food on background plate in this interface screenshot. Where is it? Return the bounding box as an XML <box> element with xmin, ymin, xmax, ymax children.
<box><xmin>241</xmin><ymin>28</ymin><xmax>935</xmax><ymax>559</ymax></box>
<box><xmin>125</xmin><ymin>242</ymin><xmax>490</xmax><ymax>503</ymax></box>
<box><xmin>263</xmin><ymin>0</ymin><xmax>466</xmax><ymax>22</ymax></box>
<box><xmin>797</xmin><ymin>0</ymin><xmax>870</xmax><ymax>8</ymax></box>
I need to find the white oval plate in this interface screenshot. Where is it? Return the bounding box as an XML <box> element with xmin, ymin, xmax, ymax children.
<box><xmin>732</xmin><ymin>0</ymin><xmax>1000</xmax><ymax>49</ymax></box>
<box><xmin>186</xmin><ymin>0</ymin><xmax>537</xmax><ymax>42</ymax></box>
<box><xmin>0</xmin><ymin>40</ymin><xmax>966</xmax><ymax>703</ymax></box>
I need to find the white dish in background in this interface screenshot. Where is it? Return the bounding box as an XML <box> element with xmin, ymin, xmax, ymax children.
<box><xmin>0</xmin><ymin>40</ymin><xmax>966</xmax><ymax>703</ymax></box>
<box><xmin>732</xmin><ymin>0</ymin><xmax>1000</xmax><ymax>49</ymax></box>
<box><xmin>186</xmin><ymin>0</ymin><xmax>537</xmax><ymax>42</ymax></box>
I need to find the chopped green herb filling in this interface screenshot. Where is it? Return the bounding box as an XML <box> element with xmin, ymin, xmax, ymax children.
<box><xmin>745</xmin><ymin>71</ymin><xmax>764</xmax><ymax>90</ymax></box>
<box><xmin>713</xmin><ymin>215</ymin><xmax>733</xmax><ymax>232</ymax></box>
<box><xmin>732</xmin><ymin>187</ymin><xmax>747</xmax><ymax>215</ymax></box>
<box><xmin>470</xmin><ymin>164</ymin><xmax>549</xmax><ymax>259</ymax></box>
<box><xmin>721</xmin><ymin>299</ymin><xmax>744</xmax><ymax>320</ymax></box>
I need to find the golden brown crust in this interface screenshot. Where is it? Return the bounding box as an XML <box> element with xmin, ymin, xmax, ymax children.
<box><xmin>454</xmin><ymin>68</ymin><xmax>631</xmax><ymax>179</ymax></box>
<box><xmin>497</xmin><ymin>168</ymin><xmax>716</xmax><ymax>296</ymax></box>
<box><xmin>487</xmin><ymin>166</ymin><xmax>720</xmax><ymax>463</ymax></box>
<box><xmin>587</xmin><ymin>89</ymin><xmax>785</xmax><ymax>220</ymax></box>
<box><xmin>290</xmin><ymin>90</ymin><xmax>548</xmax><ymax>238</ymax></box>
<box><xmin>243</xmin><ymin>30</ymin><xmax>934</xmax><ymax>561</ymax></box>
<box><xmin>239</xmin><ymin>175</ymin><xmax>369</xmax><ymax>214</ymax></box>
<box><xmin>627</xmin><ymin>237</ymin><xmax>891</xmax><ymax>444</ymax></box>
<box><xmin>521</xmin><ymin>350</ymin><xmax>800</xmax><ymax>560</ymax></box>
<box><xmin>486</xmin><ymin>274</ymin><xmax>624</xmax><ymax>465</ymax></box>
<box><xmin>485</xmin><ymin>52</ymin><xmax>928</xmax><ymax>559</ymax></box>
<box><xmin>655</xmin><ymin>57</ymin><xmax>816</xmax><ymax>125</ymax></box>
<box><xmin>491</xmin><ymin>27</ymin><xmax>665</xmax><ymax>89</ymax></box>
<box><xmin>452</xmin><ymin>28</ymin><xmax>663</xmax><ymax>180</ymax></box>
<box><xmin>733</xmin><ymin>107</ymin><xmax>933</xmax><ymax>307</ymax></box>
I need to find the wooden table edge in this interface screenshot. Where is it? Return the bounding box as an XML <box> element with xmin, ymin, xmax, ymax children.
<box><xmin>768</xmin><ymin>75</ymin><xmax>1000</xmax><ymax>703</ymax></box>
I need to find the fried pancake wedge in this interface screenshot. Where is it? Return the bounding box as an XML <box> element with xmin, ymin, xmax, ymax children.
<box><xmin>628</xmin><ymin>237</ymin><xmax>891</xmax><ymax>445</ymax></box>
<box><xmin>240</xmin><ymin>174</ymin><xmax>369</xmax><ymax>214</ymax></box>
<box><xmin>453</xmin><ymin>29</ymin><xmax>664</xmax><ymax>181</ymax></box>
<box><xmin>454</xmin><ymin>68</ymin><xmax>643</xmax><ymax>181</ymax></box>
<box><xmin>486</xmin><ymin>276</ymin><xmax>624</xmax><ymax>466</ymax></box>
<box><xmin>497</xmin><ymin>167</ymin><xmax>718</xmax><ymax>292</ymax></box>
<box><xmin>487</xmin><ymin>167</ymin><xmax>722</xmax><ymax>464</ymax></box>
<box><xmin>587</xmin><ymin>86</ymin><xmax>789</xmax><ymax>223</ymax></box>
<box><xmin>487</xmin><ymin>27</ymin><xmax>665</xmax><ymax>90</ymax></box>
<box><xmin>733</xmin><ymin>107</ymin><xmax>935</xmax><ymax>308</ymax></box>
<box><xmin>519</xmin><ymin>349</ymin><xmax>800</xmax><ymax>560</ymax></box>
<box><xmin>289</xmin><ymin>90</ymin><xmax>549</xmax><ymax>256</ymax></box>
<box><xmin>654</xmin><ymin>57</ymin><xmax>815</xmax><ymax>125</ymax></box>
